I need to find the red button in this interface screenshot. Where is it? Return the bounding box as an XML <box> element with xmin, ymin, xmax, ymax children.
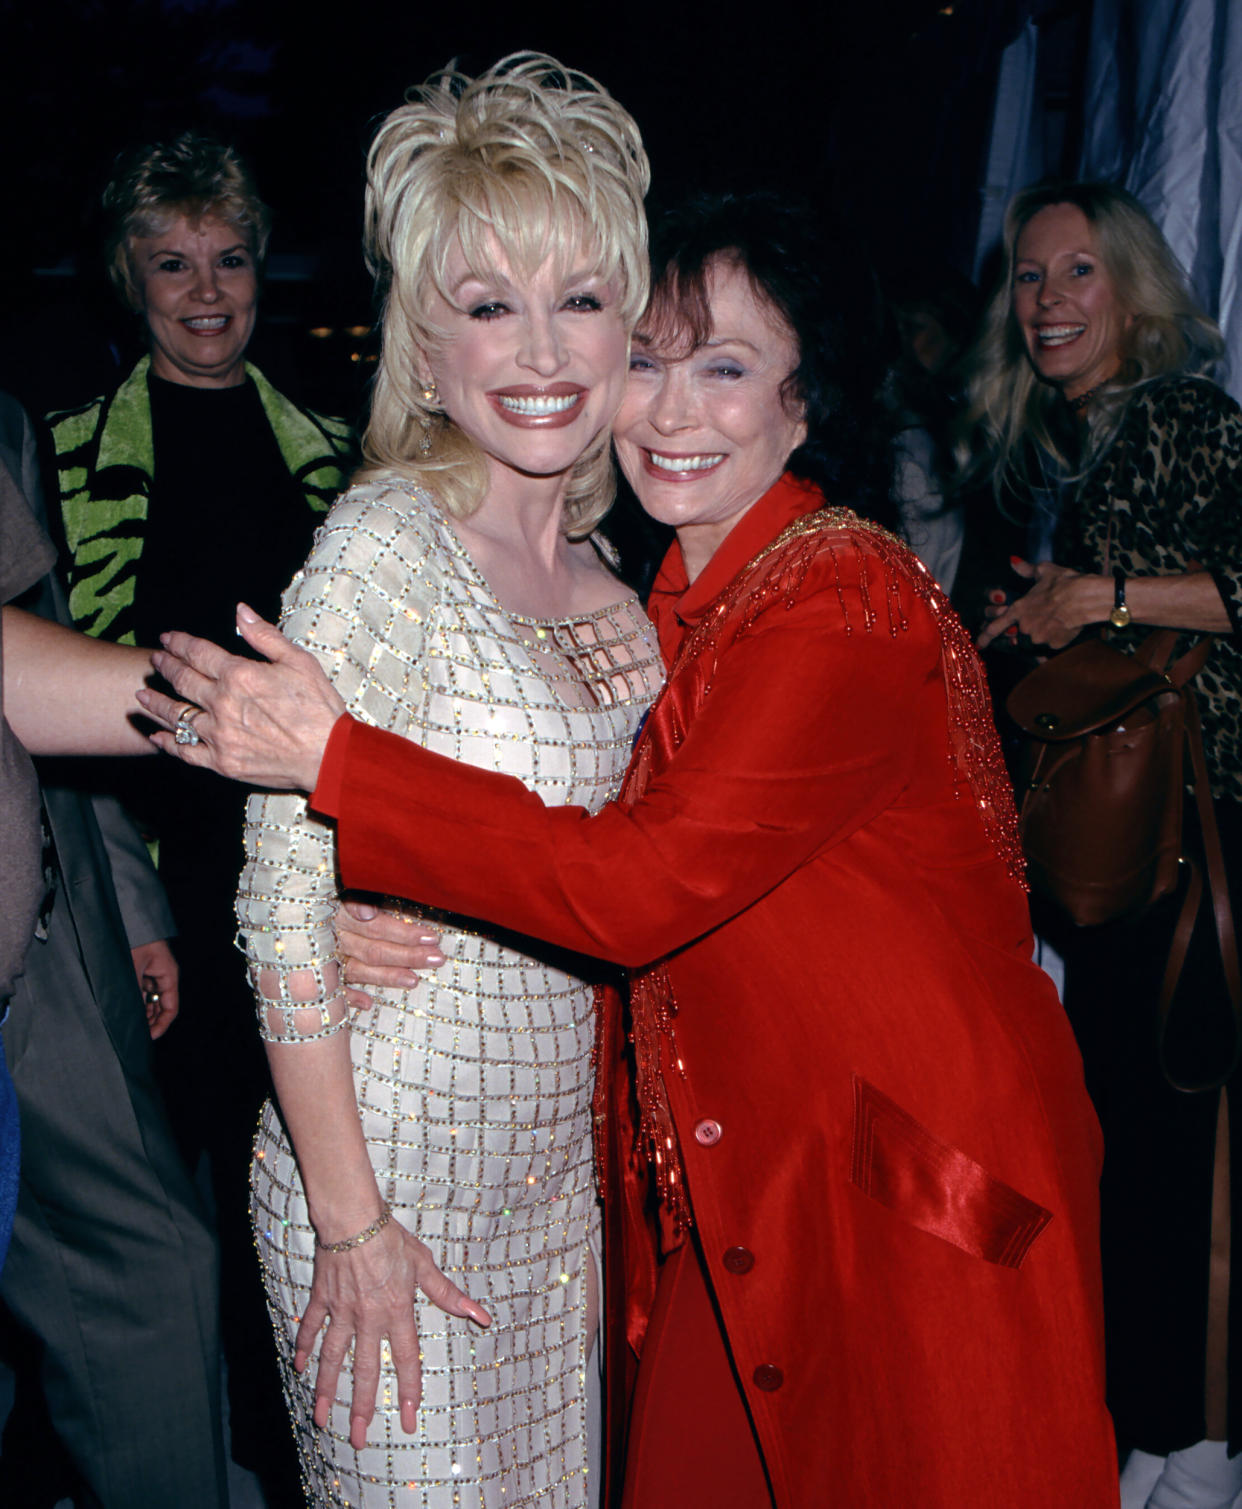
<box><xmin>693</xmin><ymin>1119</ymin><xmax>722</xmax><ymax>1146</ymax></box>
<box><xmin>723</xmin><ymin>1246</ymin><xmax>755</xmax><ymax>1274</ymax></box>
<box><xmin>752</xmin><ymin>1364</ymin><xmax>784</xmax><ymax>1392</ymax></box>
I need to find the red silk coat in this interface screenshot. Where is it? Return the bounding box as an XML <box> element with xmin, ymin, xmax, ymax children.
<box><xmin>313</xmin><ymin>475</ymin><xmax>1118</xmax><ymax>1507</ymax></box>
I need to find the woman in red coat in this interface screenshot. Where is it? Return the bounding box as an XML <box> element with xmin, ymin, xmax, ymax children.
<box><xmin>145</xmin><ymin>195</ymin><xmax>1119</xmax><ymax>1507</ymax></box>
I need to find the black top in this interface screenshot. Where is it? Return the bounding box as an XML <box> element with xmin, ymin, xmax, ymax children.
<box><xmin>133</xmin><ymin>374</ymin><xmax>314</xmax><ymax>651</ymax></box>
<box><xmin>130</xmin><ymin>376</ymin><xmax>320</xmax><ymax>920</ymax></box>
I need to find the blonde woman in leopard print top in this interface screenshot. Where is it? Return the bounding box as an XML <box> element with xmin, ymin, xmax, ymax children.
<box><xmin>967</xmin><ymin>180</ymin><xmax>1241</xmax><ymax>1509</ymax></box>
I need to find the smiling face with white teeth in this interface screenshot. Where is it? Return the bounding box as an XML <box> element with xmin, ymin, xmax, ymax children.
<box><xmin>614</xmin><ymin>258</ymin><xmax>807</xmax><ymax>580</ymax></box>
<box><xmin>1013</xmin><ymin>202</ymin><xmax>1129</xmax><ymax>402</ymax></box>
<box><xmin>418</xmin><ymin>236</ymin><xmax>629</xmax><ymax>501</ymax></box>
<box><xmin>129</xmin><ymin>213</ymin><xmax>258</xmax><ymax>388</ymax></box>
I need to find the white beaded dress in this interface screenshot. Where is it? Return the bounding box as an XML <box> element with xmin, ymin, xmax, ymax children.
<box><xmin>237</xmin><ymin>482</ymin><xmax>663</xmax><ymax>1508</ymax></box>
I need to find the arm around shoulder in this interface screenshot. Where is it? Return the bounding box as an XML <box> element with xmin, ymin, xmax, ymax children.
<box><xmin>328</xmin><ymin>548</ymin><xmax>935</xmax><ymax>966</ymax></box>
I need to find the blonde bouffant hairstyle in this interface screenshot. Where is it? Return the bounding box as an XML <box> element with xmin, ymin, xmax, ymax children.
<box><xmin>103</xmin><ymin>132</ymin><xmax>271</xmax><ymax>311</ymax></box>
<box><xmin>964</xmin><ymin>180</ymin><xmax>1223</xmax><ymax>494</ymax></box>
<box><xmin>359</xmin><ymin>53</ymin><xmax>651</xmax><ymax>535</ymax></box>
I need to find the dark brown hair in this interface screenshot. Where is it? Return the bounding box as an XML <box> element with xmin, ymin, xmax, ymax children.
<box><xmin>638</xmin><ymin>192</ymin><xmax>896</xmax><ymax>526</ymax></box>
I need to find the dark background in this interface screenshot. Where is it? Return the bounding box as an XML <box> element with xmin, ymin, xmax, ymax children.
<box><xmin>0</xmin><ymin>0</ymin><xmax>1094</xmax><ymax>425</ymax></box>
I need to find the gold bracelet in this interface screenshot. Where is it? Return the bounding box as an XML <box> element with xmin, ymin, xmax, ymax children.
<box><xmin>316</xmin><ymin>1203</ymin><xmax>392</xmax><ymax>1253</ymax></box>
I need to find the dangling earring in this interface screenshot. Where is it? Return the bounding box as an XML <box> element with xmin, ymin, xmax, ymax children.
<box><xmin>420</xmin><ymin>382</ymin><xmax>438</xmax><ymax>456</ymax></box>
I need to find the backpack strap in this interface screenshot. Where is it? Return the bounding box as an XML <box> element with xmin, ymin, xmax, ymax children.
<box><xmin>1132</xmin><ymin>628</ymin><xmax>1214</xmax><ymax>686</ymax></box>
<box><xmin>1157</xmin><ymin>682</ymin><xmax>1242</xmax><ymax>1091</ymax></box>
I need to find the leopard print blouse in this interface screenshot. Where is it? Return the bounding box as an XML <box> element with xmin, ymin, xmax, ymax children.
<box><xmin>1055</xmin><ymin>376</ymin><xmax>1241</xmax><ymax>804</ymax></box>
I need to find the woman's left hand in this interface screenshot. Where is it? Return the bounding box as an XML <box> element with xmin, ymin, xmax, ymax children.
<box><xmin>131</xmin><ymin>938</ymin><xmax>179</xmax><ymax>1039</ymax></box>
<box><xmin>137</xmin><ymin>603</ymin><xmax>346</xmax><ymax>792</ymax></box>
<box><xmin>977</xmin><ymin>559</ymin><xmax>1103</xmax><ymax>651</ymax></box>
<box><xmin>336</xmin><ymin>899</ymin><xmax>445</xmax><ymax>1007</ymax></box>
<box><xmin>297</xmin><ymin>1214</ymin><xmax>491</xmax><ymax>1448</ymax></box>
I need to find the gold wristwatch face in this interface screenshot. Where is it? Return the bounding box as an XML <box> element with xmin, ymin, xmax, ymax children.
<box><xmin>1109</xmin><ymin>603</ymin><xmax>1132</xmax><ymax>629</ymax></box>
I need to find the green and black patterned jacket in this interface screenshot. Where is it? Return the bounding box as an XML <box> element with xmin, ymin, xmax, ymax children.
<box><xmin>49</xmin><ymin>355</ymin><xmax>355</xmax><ymax>643</ymax></box>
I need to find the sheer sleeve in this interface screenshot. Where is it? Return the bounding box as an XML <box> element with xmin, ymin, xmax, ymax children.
<box><xmin>236</xmin><ymin>484</ymin><xmax>441</xmax><ymax>1042</ymax></box>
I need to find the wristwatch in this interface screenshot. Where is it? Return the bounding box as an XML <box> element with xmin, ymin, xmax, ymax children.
<box><xmin>1109</xmin><ymin>568</ymin><xmax>1132</xmax><ymax>629</ymax></box>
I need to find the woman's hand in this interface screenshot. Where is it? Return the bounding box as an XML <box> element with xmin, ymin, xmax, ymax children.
<box><xmin>336</xmin><ymin>899</ymin><xmax>444</xmax><ymax>1008</ymax></box>
<box><xmin>299</xmin><ymin>1213</ymin><xmax>491</xmax><ymax>1448</ymax></box>
<box><xmin>131</xmin><ymin>939</ymin><xmax>179</xmax><ymax>1038</ymax></box>
<box><xmin>978</xmin><ymin>562</ymin><xmax>1233</xmax><ymax>650</ymax></box>
<box><xmin>977</xmin><ymin>559</ymin><xmax>1108</xmax><ymax>651</ymax></box>
<box><xmin>137</xmin><ymin>604</ymin><xmax>346</xmax><ymax>792</ymax></box>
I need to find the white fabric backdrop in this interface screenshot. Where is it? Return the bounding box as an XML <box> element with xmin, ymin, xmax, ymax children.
<box><xmin>974</xmin><ymin>18</ymin><xmax>1043</xmax><ymax>283</ymax></box>
<box><xmin>1081</xmin><ymin>0</ymin><xmax>1241</xmax><ymax>399</ymax></box>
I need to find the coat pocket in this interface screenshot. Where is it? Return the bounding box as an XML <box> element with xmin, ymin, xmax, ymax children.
<box><xmin>849</xmin><ymin>1075</ymin><xmax>1052</xmax><ymax>1269</ymax></box>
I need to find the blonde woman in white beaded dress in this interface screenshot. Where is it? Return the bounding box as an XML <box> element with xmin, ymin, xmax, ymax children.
<box><xmin>235</xmin><ymin>56</ymin><xmax>661</xmax><ymax>1508</ymax></box>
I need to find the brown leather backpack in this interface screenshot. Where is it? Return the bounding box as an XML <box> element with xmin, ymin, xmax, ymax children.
<box><xmin>1007</xmin><ymin>631</ymin><xmax>1240</xmax><ymax>1090</ymax></box>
